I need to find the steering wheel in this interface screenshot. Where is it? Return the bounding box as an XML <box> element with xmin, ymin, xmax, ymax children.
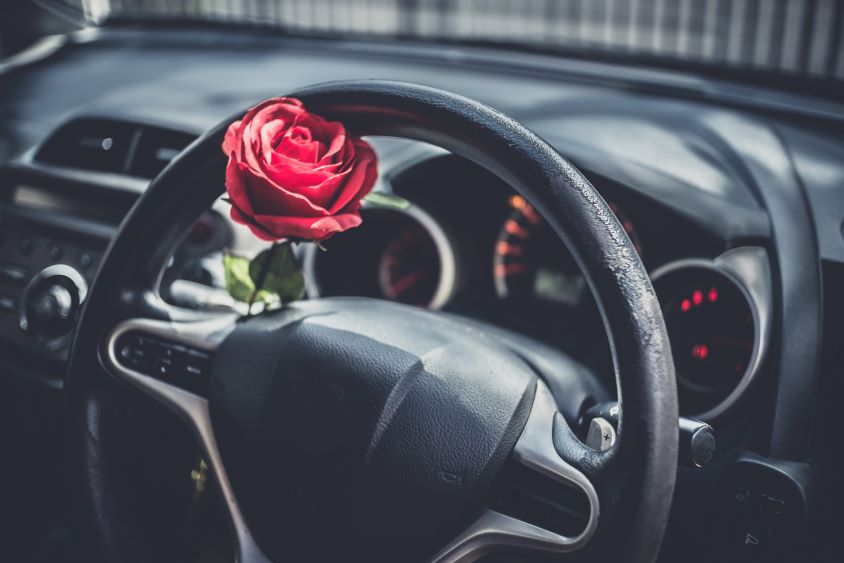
<box><xmin>66</xmin><ymin>81</ymin><xmax>678</xmax><ymax>563</ymax></box>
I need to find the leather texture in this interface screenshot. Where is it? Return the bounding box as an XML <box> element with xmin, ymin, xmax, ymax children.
<box><xmin>66</xmin><ymin>80</ymin><xmax>678</xmax><ymax>563</ymax></box>
<box><xmin>210</xmin><ymin>298</ymin><xmax>536</xmax><ymax>560</ymax></box>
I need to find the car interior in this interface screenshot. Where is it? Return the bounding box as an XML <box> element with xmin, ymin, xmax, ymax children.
<box><xmin>1</xmin><ymin>1</ymin><xmax>842</xmax><ymax>562</ymax></box>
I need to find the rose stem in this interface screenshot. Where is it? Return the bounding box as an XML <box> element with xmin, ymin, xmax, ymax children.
<box><xmin>246</xmin><ymin>240</ymin><xmax>284</xmax><ymax>317</ymax></box>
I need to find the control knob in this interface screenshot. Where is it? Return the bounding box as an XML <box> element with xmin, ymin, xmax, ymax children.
<box><xmin>20</xmin><ymin>265</ymin><xmax>87</xmax><ymax>349</ymax></box>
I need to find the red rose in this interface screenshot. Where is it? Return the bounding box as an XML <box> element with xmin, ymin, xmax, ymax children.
<box><xmin>221</xmin><ymin>97</ymin><xmax>378</xmax><ymax>241</ymax></box>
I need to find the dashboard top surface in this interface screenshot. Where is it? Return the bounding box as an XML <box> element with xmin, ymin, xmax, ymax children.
<box><xmin>1</xmin><ymin>27</ymin><xmax>842</xmax><ymax>262</ymax></box>
<box><xmin>0</xmin><ymin>35</ymin><xmax>811</xmax><ymax>209</ymax></box>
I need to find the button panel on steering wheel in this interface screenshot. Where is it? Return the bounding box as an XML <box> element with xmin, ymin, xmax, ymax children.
<box><xmin>115</xmin><ymin>331</ymin><xmax>212</xmax><ymax>395</ymax></box>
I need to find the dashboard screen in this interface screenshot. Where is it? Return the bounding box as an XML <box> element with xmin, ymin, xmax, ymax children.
<box><xmin>13</xmin><ymin>184</ymin><xmax>132</xmax><ymax>226</ymax></box>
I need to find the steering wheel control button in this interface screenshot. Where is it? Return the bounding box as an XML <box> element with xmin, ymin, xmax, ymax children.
<box><xmin>710</xmin><ymin>456</ymin><xmax>810</xmax><ymax>561</ymax></box>
<box><xmin>735</xmin><ymin>486</ymin><xmax>752</xmax><ymax>505</ymax></box>
<box><xmin>115</xmin><ymin>332</ymin><xmax>211</xmax><ymax>395</ymax></box>
<box><xmin>732</xmin><ymin>521</ymin><xmax>771</xmax><ymax>560</ymax></box>
<box><xmin>0</xmin><ymin>261</ymin><xmax>28</xmax><ymax>285</ymax></box>
<box><xmin>585</xmin><ymin>417</ymin><xmax>616</xmax><ymax>451</ymax></box>
<box><xmin>757</xmin><ymin>493</ymin><xmax>786</xmax><ymax>517</ymax></box>
<box><xmin>118</xmin><ymin>334</ymin><xmax>152</xmax><ymax>370</ymax></box>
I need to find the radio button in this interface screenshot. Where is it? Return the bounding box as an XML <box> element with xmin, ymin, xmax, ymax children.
<box><xmin>47</xmin><ymin>243</ymin><xmax>63</xmax><ymax>261</ymax></box>
<box><xmin>17</xmin><ymin>236</ymin><xmax>33</xmax><ymax>255</ymax></box>
<box><xmin>79</xmin><ymin>251</ymin><xmax>96</xmax><ymax>271</ymax></box>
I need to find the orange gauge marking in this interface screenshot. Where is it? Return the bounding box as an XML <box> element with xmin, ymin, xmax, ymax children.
<box><xmin>496</xmin><ymin>241</ymin><xmax>524</xmax><ymax>256</ymax></box>
<box><xmin>521</xmin><ymin>204</ymin><xmax>542</xmax><ymax>225</ymax></box>
<box><xmin>509</xmin><ymin>195</ymin><xmax>527</xmax><ymax>210</ymax></box>
<box><xmin>495</xmin><ymin>263</ymin><xmax>527</xmax><ymax>277</ymax></box>
<box><xmin>504</xmin><ymin>220</ymin><xmax>529</xmax><ymax>239</ymax></box>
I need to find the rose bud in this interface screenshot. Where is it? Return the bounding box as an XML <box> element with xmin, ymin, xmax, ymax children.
<box><xmin>222</xmin><ymin>97</ymin><xmax>378</xmax><ymax>241</ymax></box>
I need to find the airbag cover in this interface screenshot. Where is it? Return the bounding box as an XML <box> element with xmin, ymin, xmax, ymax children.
<box><xmin>209</xmin><ymin>297</ymin><xmax>536</xmax><ymax>557</ymax></box>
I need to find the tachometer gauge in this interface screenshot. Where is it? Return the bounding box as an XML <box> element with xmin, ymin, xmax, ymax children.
<box><xmin>493</xmin><ymin>194</ymin><xmax>641</xmax><ymax>304</ymax></box>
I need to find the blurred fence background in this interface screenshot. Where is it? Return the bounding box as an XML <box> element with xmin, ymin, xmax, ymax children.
<box><xmin>49</xmin><ymin>0</ymin><xmax>844</xmax><ymax>81</ymax></box>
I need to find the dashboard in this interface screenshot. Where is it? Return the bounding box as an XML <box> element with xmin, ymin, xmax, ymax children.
<box><xmin>1</xmin><ymin>25</ymin><xmax>843</xmax><ymax>563</ymax></box>
<box><xmin>0</xmin><ymin>114</ymin><xmax>770</xmax><ymax>425</ymax></box>
<box><xmin>0</xmin><ymin>134</ymin><xmax>768</xmax><ymax>426</ymax></box>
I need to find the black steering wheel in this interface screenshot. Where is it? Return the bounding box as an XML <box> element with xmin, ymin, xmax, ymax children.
<box><xmin>66</xmin><ymin>81</ymin><xmax>678</xmax><ymax>563</ymax></box>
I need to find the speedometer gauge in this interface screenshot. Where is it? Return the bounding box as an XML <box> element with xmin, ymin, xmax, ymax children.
<box><xmin>493</xmin><ymin>195</ymin><xmax>641</xmax><ymax>304</ymax></box>
<box><xmin>378</xmin><ymin>222</ymin><xmax>440</xmax><ymax>306</ymax></box>
<box><xmin>307</xmin><ymin>203</ymin><xmax>457</xmax><ymax>310</ymax></box>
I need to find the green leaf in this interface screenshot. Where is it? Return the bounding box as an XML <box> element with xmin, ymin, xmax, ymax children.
<box><xmin>248</xmin><ymin>244</ymin><xmax>305</xmax><ymax>303</ymax></box>
<box><xmin>223</xmin><ymin>252</ymin><xmax>257</xmax><ymax>303</ymax></box>
<box><xmin>363</xmin><ymin>191</ymin><xmax>410</xmax><ymax>211</ymax></box>
<box><xmin>222</xmin><ymin>252</ymin><xmax>279</xmax><ymax>306</ymax></box>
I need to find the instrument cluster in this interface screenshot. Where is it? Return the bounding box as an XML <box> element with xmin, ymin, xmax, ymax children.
<box><xmin>305</xmin><ymin>155</ymin><xmax>769</xmax><ymax>418</ymax></box>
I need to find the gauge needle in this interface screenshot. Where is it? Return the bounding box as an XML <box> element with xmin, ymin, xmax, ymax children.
<box><xmin>390</xmin><ymin>271</ymin><xmax>426</xmax><ymax>297</ymax></box>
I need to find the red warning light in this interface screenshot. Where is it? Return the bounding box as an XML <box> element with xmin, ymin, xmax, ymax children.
<box><xmin>708</xmin><ymin>287</ymin><xmax>718</xmax><ymax>302</ymax></box>
<box><xmin>692</xmin><ymin>290</ymin><xmax>704</xmax><ymax>306</ymax></box>
<box><xmin>692</xmin><ymin>344</ymin><xmax>709</xmax><ymax>360</ymax></box>
<box><xmin>681</xmin><ymin>299</ymin><xmax>692</xmax><ymax>312</ymax></box>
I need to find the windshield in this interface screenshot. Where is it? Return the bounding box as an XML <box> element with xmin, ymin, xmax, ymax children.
<box><xmin>51</xmin><ymin>1</ymin><xmax>844</xmax><ymax>84</ymax></box>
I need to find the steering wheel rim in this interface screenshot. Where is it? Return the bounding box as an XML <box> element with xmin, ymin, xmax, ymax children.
<box><xmin>66</xmin><ymin>80</ymin><xmax>678</xmax><ymax>563</ymax></box>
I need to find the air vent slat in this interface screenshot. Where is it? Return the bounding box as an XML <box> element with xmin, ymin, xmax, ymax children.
<box><xmin>128</xmin><ymin>127</ymin><xmax>195</xmax><ymax>179</ymax></box>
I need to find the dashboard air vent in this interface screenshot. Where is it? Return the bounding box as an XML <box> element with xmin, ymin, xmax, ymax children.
<box><xmin>127</xmin><ymin>127</ymin><xmax>195</xmax><ymax>179</ymax></box>
<box><xmin>35</xmin><ymin>118</ymin><xmax>196</xmax><ymax>179</ymax></box>
<box><xmin>36</xmin><ymin>118</ymin><xmax>136</xmax><ymax>174</ymax></box>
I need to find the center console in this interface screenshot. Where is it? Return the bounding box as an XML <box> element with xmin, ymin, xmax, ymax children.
<box><xmin>0</xmin><ymin>182</ymin><xmax>133</xmax><ymax>369</ymax></box>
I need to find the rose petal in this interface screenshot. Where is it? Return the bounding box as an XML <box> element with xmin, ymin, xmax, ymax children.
<box><xmin>222</xmin><ymin>120</ymin><xmax>242</xmax><ymax>156</ymax></box>
<box><xmin>259</xmin><ymin>118</ymin><xmax>290</xmax><ymax>163</ymax></box>
<box><xmin>326</xmin><ymin>138</ymin><xmax>378</xmax><ymax>213</ymax></box>
<box><xmin>317</xmin><ymin>121</ymin><xmax>348</xmax><ymax>165</ymax></box>
<box><xmin>277</xmin><ymin>126</ymin><xmax>323</xmax><ymax>163</ymax></box>
<box><xmin>249</xmin><ymin>210</ymin><xmax>364</xmax><ymax>241</ymax></box>
<box><xmin>224</xmin><ymin>158</ymin><xmax>257</xmax><ymax>218</ymax></box>
<box><xmin>229</xmin><ymin>201</ymin><xmax>278</xmax><ymax>241</ymax></box>
<box><xmin>245</xmin><ymin>170</ymin><xmax>331</xmax><ymax>217</ymax></box>
<box><xmin>242</xmin><ymin>99</ymin><xmax>306</xmax><ymax>168</ymax></box>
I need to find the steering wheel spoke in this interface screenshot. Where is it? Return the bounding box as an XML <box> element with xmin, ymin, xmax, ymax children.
<box><xmin>433</xmin><ymin>381</ymin><xmax>600</xmax><ymax>562</ymax></box>
<box><xmin>106</xmin><ymin>313</ymin><xmax>232</xmax><ymax>397</ymax></box>
<box><xmin>103</xmin><ymin>313</ymin><xmax>269</xmax><ymax>563</ymax></box>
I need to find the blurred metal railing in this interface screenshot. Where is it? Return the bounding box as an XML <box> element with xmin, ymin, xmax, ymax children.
<box><xmin>79</xmin><ymin>0</ymin><xmax>844</xmax><ymax>81</ymax></box>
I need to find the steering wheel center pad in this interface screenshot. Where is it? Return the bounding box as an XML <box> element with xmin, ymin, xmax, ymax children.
<box><xmin>211</xmin><ymin>297</ymin><xmax>535</xmax><ymax>556</ymax></box>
